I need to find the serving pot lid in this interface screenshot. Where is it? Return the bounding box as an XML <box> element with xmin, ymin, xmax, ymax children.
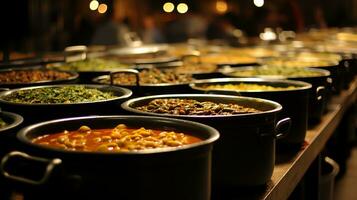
<box><xmin>190</xmin><ymin>77</ymin><xmax>312</xmax><ymax>92</ymax></box>
<box><xmin>121</xmin><ymin>93</ymin><xmax>283</xmax><ymax>118</ymax></box>
<box><xmin>0</xmin><ymin>84</ymin><xmax>132</xmax><ymax>106</ymax></box>
<box><xmin>17</xmin><ymin>115</ymin><xmax>219</xmax><ymax>155</ymax></box>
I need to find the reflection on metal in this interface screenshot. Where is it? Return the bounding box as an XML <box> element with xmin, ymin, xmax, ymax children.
<box><xmin>260</xmin><ymin>28</ymin><xmax>277</xmax><ymax>41</ymax></box>
<box><xmin>64</xmin><ymin>45</ymin><xmax>87</xmax><ymax>62</ymax></box>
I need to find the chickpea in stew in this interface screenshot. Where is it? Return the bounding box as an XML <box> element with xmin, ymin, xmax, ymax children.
<box><xmin>32</xmin><ymin>124</ymin><xmax>201</xmax><ymax>152</ymax></box>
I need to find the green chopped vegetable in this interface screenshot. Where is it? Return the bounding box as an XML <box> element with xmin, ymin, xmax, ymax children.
<box><xmin>233</xmin><ymin>67</ymin><xmax>325</xmax><ymax>77</ymax></box>
<box><xmin>52</xmin><ymin>58</ymin><xmax>129</xmax><ymax>72</ymax></box>
<box><xmin>4</xmin><ymin>86</ymin><xmax>117</xmax><ymax>104</ymax></box>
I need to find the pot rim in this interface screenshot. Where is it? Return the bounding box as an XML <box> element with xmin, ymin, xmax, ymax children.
<box><xmin>0</xmin><ymin>84</ymin><xmax>132</xmax><ymax>106</ymax></box>
<box><xmin>17</xmin><ymin>115</ymin><xmax>220</xmax><ymax>155</ymax></box>
<box><xmin>0</xmin><ymin>111</ymin><xmax>23</xmax><ymax>132</ymax></box>
<box><xmin>121</xmin><ymin>94</ymin><xmax>283</xmax><ymax>119</ymax></box>
<box><xmin>220</xmin><ymin>66</ymin><xmax>331</xmax><ymax>78</ymax></box>
<box><xmin>190</xmin><ymin>77</ymin><xmax>312</xmax><ymax>92</ymax></box>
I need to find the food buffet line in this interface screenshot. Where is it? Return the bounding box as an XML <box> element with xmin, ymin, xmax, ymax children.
<box><xmin>0</xmin><ymin>28</ymin><xmax>357</xmax><ymax>200</ymax></box>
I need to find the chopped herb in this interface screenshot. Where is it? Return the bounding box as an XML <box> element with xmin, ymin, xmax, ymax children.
<box><xmin>3</xmin><ymin>86</ymin><xmax>117</xmax><ymax>104</ymax></box>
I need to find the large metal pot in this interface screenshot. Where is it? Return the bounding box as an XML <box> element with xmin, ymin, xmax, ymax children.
<box><xmin>190</xmin><ymin>78</ymin><xmax>311</xmax><ymax>145</ymax></box>
<box><xmin>0</xmin><ymin>84</ymin><xmax>132</xmax><ymax>125</ymax></box>
<box><xmin>121</xmin><ymin>94</ymin><xmax>291</xmax><ymax>187</ymax></box>
<box><xmin>0</xmin><ymin>116</ymin><xmax>219</xmax><ymax>200</ymax></box>
<box><xmin>221</xmin><ymin>66</ymin><xmax>331</xmax><ymax>123</ymax></box>
<box><xmin>261</xmin><ymin>58</ymin><xmax>343</xmax><ymax>93</ymax></box>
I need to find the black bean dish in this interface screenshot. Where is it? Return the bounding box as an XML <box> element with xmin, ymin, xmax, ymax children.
<box><xmin>135</xmin><ymin>98</ymin><xmax>261</xmax><ymax>115</ymax></box>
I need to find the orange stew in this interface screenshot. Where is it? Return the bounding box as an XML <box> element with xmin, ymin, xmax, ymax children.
<box><xmin>32</xmin><ymin>124</ymin><xmax>201</xmax><ymax>152</ymax></box>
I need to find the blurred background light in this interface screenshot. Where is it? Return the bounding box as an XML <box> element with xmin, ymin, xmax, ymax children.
<box><xmin>163</xmin><ymin>2</ymin><xmax>175</xmax><ymax>13</ymax></box>
<box><xmin>177</xmin><ymin>3</ymin><xmax>188</xmax><ymax>14</ymax></box>
<box><xmin>253</xmin><ymin>0</ymin><xmax>264</xmax><ymax>7</ymax></box>
<box><xmin>216</xmin><ymin>1</ymin><xmax>228</xmax><ymax>14</ymax></box>
<box><xmin>98</xmin><ymin>3</ymin><xmax>108</xmax><ymax>14</ymax></box>
<box><xmin>89</xmin><ymin>0</ymin><xmax>99</xmax><ymax>11</ymax></box>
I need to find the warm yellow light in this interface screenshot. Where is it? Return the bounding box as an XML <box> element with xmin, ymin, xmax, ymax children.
<box><xmin>253</xmin><ymin>0</ymin><xmax>264</xmax><ymax>7</ymax></box>
<box><xmin>177</xmin><ymin>3</ymin><xmax>188</xmax><ymax>14</ymax></box>
<box><xmin>163</xmin><ymin>2</ymin><xmax>174</xmax><ymax>13</ymax></box>
<box><xmin>98</xmin><ymin>3</ymin><xmax>108</xmax><ymax>14</ymax></box>
<box><xmin>89</xmin><ymin>0</ymin><xmax>99</xmax><ymax>11</ymax></box>
<box><xmin>216</xmin><ymin>1</ymin><xmax>228</xmax><ymax>13</ymax></box>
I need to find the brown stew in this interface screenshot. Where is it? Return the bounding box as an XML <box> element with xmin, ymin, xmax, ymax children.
<box><xmin>105</xmin><ymin>68</ymin><xmax>193</xmax><ymax>85</ymax></box>
<box><xmin>135</xmin><ymin>98</ymin><xmax>261</xmax><ymax>115</ymax></box>
<box><xmin>32</xmin><ymin>124</ymin><xmax>201</xmax><ymax>152</ymax></box>
<box><xmin>0</xmin><ymin>69</ymin><xmax>73</xmax><ymax>84</ymax></box>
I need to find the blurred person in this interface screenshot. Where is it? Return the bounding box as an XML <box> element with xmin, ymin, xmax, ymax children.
<box><xmin>185</xmin><ymin>12</ymin><xmax>208</xmax><ymax>39</ymax></box>
<box><xmin>164</xmin><ymin>18</ymin><xmax>189</xmax><ymax>43</ymax></box>
<box><xmin>72</xmin><ymin>14</ymin><xmax>95</xmax><ymax>45</ymax></box>
<box><xmin>314</xmin><ymin>6</ymin><xmax>327</xmax><ymax>29</ymax></box>
<box><xmin>206</xmin><ymin>14</ymin><xmax>235</xmax><ymax>41</ymax></box>
<box><xmin>91</xmin><ymin>6</ymin><xmax>131</xmax><ymax>46</ymax></box>
<box><xmin>141</xmin><ymin>16</ymin><xmax>166</xmax><ymax>44</ymax></box>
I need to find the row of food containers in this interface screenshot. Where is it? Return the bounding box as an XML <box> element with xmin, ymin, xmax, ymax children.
<box><xmin>0</xmin><ymin>35</ymin><xmax>357</xmax><ymax>199</ymax></box>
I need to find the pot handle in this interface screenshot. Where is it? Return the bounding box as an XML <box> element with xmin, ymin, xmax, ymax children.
<box><xmin>0</xmin><ymin>151</ymin><xmax>62</xmax><ymax>186</ymax></box>
<box><xmin>110</xmin><ymin>69</ymin><xmax>140</xmax><ymax>86</ymax></box>
<box><xmin>316</xmin><ymin>86</ymin><xmax>325</xmax><ymax>101</ymax></box>
<box><xmin>275</xmin><ymin>117</ymin><xmax>291</xmax><ymax>139</ymax></box>
<box><xmin>181</xmin><ymin>54</ymin><xmax>202</xmax><ymax>65</ymax></box>
<box><xmin>64</xmin><ymin>45</ymin><xmax>88</xmax><ymax>62</ymax></box>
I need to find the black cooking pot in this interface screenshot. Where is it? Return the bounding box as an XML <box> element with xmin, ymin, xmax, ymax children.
<box><xmin>0</xmin><ymin>111</ymin><xmax>23</xmax><ymax>158</ymax></box>
<box><xmin>92</xmin><ymin>69</ymin><xmax>193</xmax><ymax>97</ymax></box>
<box><xmin>0</xmin><ymin>67</ymin><xmax>79</xmax><ymax>89</ymax></box>
<box><xmin>190</xmin><ymin>78</ymin><xmax>311</xmax><ymax>145</ymax></box>
<box><xmin>263</xmin><ymin>59</ymin><xmax>343</xmax><ymax>94</ymax></box>
<box><xmin>0</xmin><ymin>115</ymin><xmax>219</xmax><ymax>200</ymax></box>
<box><xmin>0</xmin><ymin>84</ymin><xmax>132</xmax><ymax>125</ymax></box>
<box><xmin>121</xmin><ymin>94</ymin><xmax>291</xmax><ymax>187</ymax></box>
<box><xmin>315</xmin><ymin>49</ymin><xmax>357</xmax><ymax>84</ymax></box>
<box><xmin>221</xmin><ymin>66</ymin><xmax>331</xmax><ymax>123</ymax></box>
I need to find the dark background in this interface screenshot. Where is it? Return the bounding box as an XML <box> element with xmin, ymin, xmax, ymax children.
<box><xmin>1</xmin><ymin>0</ymin><xmax>357</xmax><ymax>54</ymax></box>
